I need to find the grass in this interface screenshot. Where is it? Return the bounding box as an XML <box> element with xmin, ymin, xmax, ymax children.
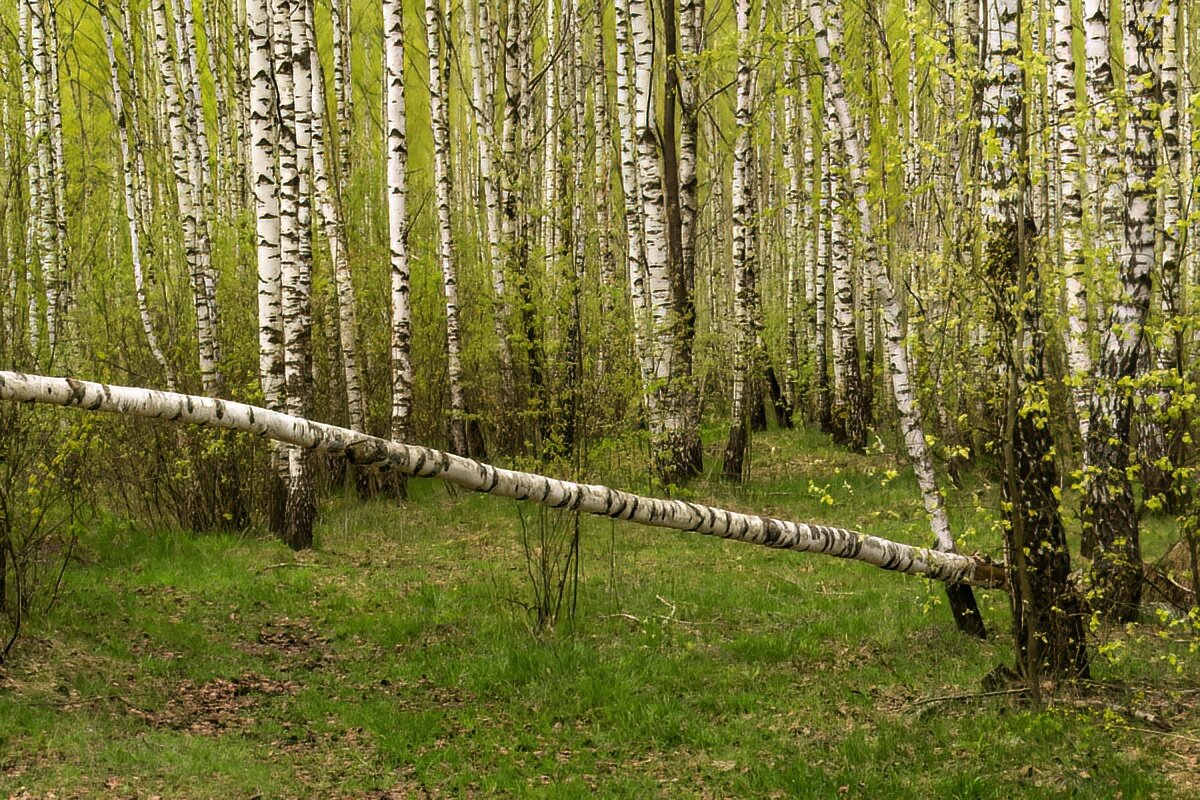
<box><xmin>1</xmin><ymin>425</ymin><xmax>1197</xmax><ymax>798</ymax></box>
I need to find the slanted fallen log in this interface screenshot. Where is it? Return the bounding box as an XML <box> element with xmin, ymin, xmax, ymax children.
<box><xmin>0</xmin><ymin>371</ymin><xmax>1008</xmax><ymax>589</ymax></box>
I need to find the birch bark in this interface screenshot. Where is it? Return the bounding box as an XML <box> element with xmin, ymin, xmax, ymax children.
<box><xmin>614</xmin><ymin>0</ymin><xmax>650</xmax><ymax>374</ymax></box>
<box><xmin>466</xmin><ymin>0</ymin><xmax>516</xmax><ymax>399</ymax></box>
<box><xmin>821</xmin><ymin>80</ymin><xmax>867</xmax><ymax>453</ymax></box>
<box><xmin>308</xmin><ymin>1</ymin><xmax>365</xmax><ymax>448</ymax></box>
<box><xmin>979</xmin><ymin>0</ymin><xmax>1088</xmax><ymax>677</ymax></box>
<box><xmin>722</xmin><ymin>0</ymin><xmax>758</xmax><ymax>482</ymax></box>
<box><xmin>629</xmin><ymin>0</ymin><xmax>702</xmax><ymax>484</ymax></box>
<box><xmin>1081</xmin><ymin>0</ymin><xmax>1161</xmax><ymax>621</ymax></box>
<box><xmin>150</xmin><ymin>0</ymin><xmax>223</xmax><ymax>394</ymax></box>
<box><xmin>812</xmin><ymin>0</ymin><xmax>985</xmax><ymax>637</ymax></box>
<box><xmin>101</xmin><ymin>4</ymin><xmax>175</xmax><ymax>390</ymax></box>
<box><xmin>384</xmin><ymin>0</ymin><xmax>413</xmax><ymax>457</ymax></box>
<box><xmin>0</xmin><ymin>371</ymin><xmax>1009</xmax><ymax>591</ymax></box>
<box><xmin>1053</xmin><ymin>0</ymin><xmax>1092</xmax><ymax>442</ymax></box>
<box><xmin>426</xmin><ymin>0</ymin><xmax>482</xmax><ymax>459</ymax></box>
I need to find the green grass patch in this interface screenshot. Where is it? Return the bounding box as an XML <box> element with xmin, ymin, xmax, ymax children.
<box><xmin>1</xmin><ymin>428</ymin><xmax>1197</xmax><ymax>798</ymax></box>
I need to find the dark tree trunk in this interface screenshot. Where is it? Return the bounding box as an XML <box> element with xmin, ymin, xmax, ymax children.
<box><xmin>988</xmin><ymin>219</ymin><xmax>1090</xmax><ymax>680</ymax></box>
<box><xmin>765</xmin><ymin>360</ymin><xmax>794</xmax><ymax>429</ymax></box>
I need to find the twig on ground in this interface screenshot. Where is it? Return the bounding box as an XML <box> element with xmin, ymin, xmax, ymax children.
<box><xmin>914</xmin><ymin>688</ymin><xmax>1027</xmax><ymax>707</ymax></box>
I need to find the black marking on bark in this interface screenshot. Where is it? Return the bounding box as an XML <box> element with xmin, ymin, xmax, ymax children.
<box><xmin>482</xmin><ymin>467</ymin><xmax>500</xmax><ymax>493</ymax></box>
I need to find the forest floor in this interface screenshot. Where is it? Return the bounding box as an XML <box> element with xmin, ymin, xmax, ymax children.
<box><xmin>1</xmin><ymin>425</ymin><xmax>1198</xmax><ymax>798</ymax></box>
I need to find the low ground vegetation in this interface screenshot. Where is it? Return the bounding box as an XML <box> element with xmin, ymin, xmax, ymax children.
<box><xmin>1</xmin><ymin>428</ymin><xmax>1197</xmax><ymax>798</ymax></box>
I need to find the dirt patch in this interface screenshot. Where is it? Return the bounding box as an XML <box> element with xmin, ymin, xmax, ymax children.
<box><xmin>132</xmin><ymin>672</ymin><xmax>297</xmax><ymax>735</ymax></box>
<box><xmin>237</xmin><ymin>617</ymin><xmax>329</xmax><ymax>670</ymax></box>
<box><xmin>378</xmin><ymin>675</ymin><xmax>475</xmax><ymax>712</ymax></box>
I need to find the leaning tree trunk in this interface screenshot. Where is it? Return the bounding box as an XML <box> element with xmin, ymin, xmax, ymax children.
<box><xmin>980</xmin><ymin>0</ymin><xmax>1088</xmax><ymax>679</ymax></box>
<box><xmin>1082</xmin><ymin>0</ymin><xmax>1161</xmax><ymax>622</ymax></box>
<box><xmin>811</xmin><ymin>0</ymin><xmax>985</xmax><ymax>638</ymax></box>
<box><xmin>0</xmin><ymin>371</ymin><xmax>1009</xmax><ymax>591</ymax></box>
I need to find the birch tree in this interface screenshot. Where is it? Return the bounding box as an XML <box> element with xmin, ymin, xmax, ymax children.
<box><xmin>1053</xmin><ymin>0</ymin><xmax>1092</xmax><ymax>438</ymax></box>
<box><xmin>627</xmin><ymin>0</ymin><xmax>702</xmax><ymax>484</ymax></box>
<box><xmin>465</xmin><ymin>0</ymin><xmax>515</xmax><ymax>400</ymax></box>
<box><xmin>722</xmin><ymin>0</ymin><xmax>759</xmax><ymax>481</ymax></box>
<box><xmin>614</xmin><ymin>0</ymin><xmax>650</xmax><ymax>373</ymax></box>
<box><xmin>426</xmin><ymin>0</ymin><xmax>483</xmax><ymax>459</ymax></box>
<box><xmin>1140</xmin><ymin>0</ymin><xmax>1185</xmax><ymax>508</ymax></box>
<box><xmin>822</xmin><ymin>81</ymin><xmax>867</xmax><ymax>453</ymax></box>
<box><xmin>384</xmin><ymin>0</ymin><xmax>414</xmax><ymax>474</ymax></box>
<box><xmin>273</xmin><ymin>0</ymin><xmax>317</xmax><ymax>549</ymax></box>
<box><xmin>150</xmin><ymin>0</ymin><xmax>223</xmax><ymax>395</ymax></box>
<box><xmin>810</xmin><ymin>0</ymin><xmax>985</xmax><ymax>638</ymax></box>
<box><xmin>0</xmin><ymin>371</ymin><xmax>1010</xmax><ymax>592</ymax></box>
<box><xmin>1081</xmin><ymin>0</ymin><xmax>1161</xmax><ymax>621</ymax></box>
<box><xmin>101</xmin><ymin>3</ymin><xmax>175</xmax><ymax>390</ymax></box>
<box><xmin>247</xmin><ymin>0</ymin><xmax>288</xmax><ymax>529</ymax></box>
<box><xmin>979</xmin><ymin>0</ymin><xmax>1088</xmax><ymax>678</ymax></box>
<box><xmin>308</xmin><ymin>0</ymin><xmax>367</xmax><ymax>467</ymax></box>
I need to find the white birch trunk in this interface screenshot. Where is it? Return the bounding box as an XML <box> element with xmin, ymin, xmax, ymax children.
<box><xmin>384</xmin><ymin>0</ymin><xmax>413</xmax><ymax>448</ymax></box>
<box><xmin>1082</xmin><ymin>0</ymin><xmax>1161</xmax><ymax>620</ymax></box>
<box><xmin>150</xmin><ymin>0</ymin><xmax>222</xmax><ymax>394</ymax></box>
<box><xmin>821</xmin><ymin>78</ymin><xmax>866</xmax><ymax>453</ymax></box>
<box><xmin>19</xmin><ymin>0</ymin><xmax>43</xmax><ymax>354</ymax></box>
<box><xmin>174</xmin><ymin>0</ymin><xmax>221</xmax><ymax>354</ymax></box>
<box><xmin>28</xmin><ymin>0</ymin><xmax>60</xmax><ymax>358</ymax></box>
<box><xmin>722</xmin><ymin>0</ymin><xmax>757</xmax><ymax>481</ymax></box>
<box><xmin>248</xmin><ymin>0</ymin><xmax>284</xmax><ymax>418</ymax></box>
<box><xmin>677</xmin><ymin>0</ymin><xmax>702</xmax><ymax>317</ymax></box>
<box><xmin>466</xmin><ymin>0</ymin><xmax>515</xmax><ymax>398</ymax></box>
<box><xmin>541</xmin><ymin>0</ymin><xmax>559</xmax><ymax>277</ymax></box>
<box><xmin>614</xmin><ymin>0</ymin><xmax>651</xmax><ymax>391</ymax></box>
<box><xmin>591</xmin><ymin>2</ymin><xmax>616</xmax><ymax>304</ymax></box>
<box><xmin>782</xmin><ymin>3</ymin><xmax>801</xmax><ymax>410</ymax></box>
<box><xmin>1053</xmin><ymin>0</ymin><xmax>1092</xmax><ymax>442</ymax></box>
<box><xmin>276</xmin><ymin>0</ymin><xmax>317</xmax><ymax>548</ymax></box>
<box><xmin>0</xmin><ymin>371</ymin><xmax>1007</xmax><ymax>590</ymax></box>
<box><xmin>426</xmin><ymin>0</ymin><xmax>475</xmax><ymax>457</ymax></box>
<box><xmin>308</xmin><ymin>2</ymin><xmax>365</xmax><ymax>440</ymax></box>
<box><xmin>1082</xmin><ymin>0</ymin><xmax>1121</xmax><ymax>268</ymax></box>
<box><xmin>629</xmin><ymin>0</ymin><xmax>700</xmax><ymax>483</ymax></box>
<box><xmin>813</xmin><ymin>0</ymin><xmax>950</xmax><ymax>538</ymax></box>
<box><xmin>101</xmin><ymin>4</ymin><xmax>175</xmax><ymax>390</ymax></box>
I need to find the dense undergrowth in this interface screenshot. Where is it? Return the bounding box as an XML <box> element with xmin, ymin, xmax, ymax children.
<box><xmin>1</xmin><ymin>426</ymin><xmax>1197</xmax><ymax>798</ymax></box>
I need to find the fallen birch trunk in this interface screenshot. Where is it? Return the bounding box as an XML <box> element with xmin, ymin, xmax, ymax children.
<box><xmin>0</xmin><ymin>372</ymin><xmax>1007</xmax><ymax>589</ymax></box>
